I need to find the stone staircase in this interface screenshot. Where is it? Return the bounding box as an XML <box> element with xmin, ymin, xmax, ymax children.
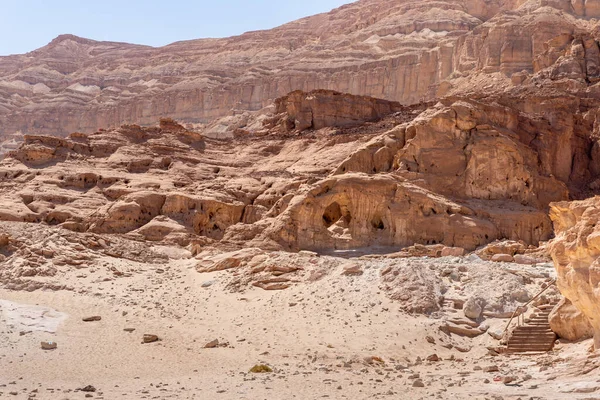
<box><xmin>506</xmin><ymin>302</ymin><xmax>558</xmax><ymax>354</ymax></box>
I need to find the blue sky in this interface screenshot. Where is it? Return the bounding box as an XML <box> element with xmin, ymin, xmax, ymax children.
<box><xmin>0</xmin><ymin>0</ymin><xmax>354</xmax><ymax>55</ymax></box>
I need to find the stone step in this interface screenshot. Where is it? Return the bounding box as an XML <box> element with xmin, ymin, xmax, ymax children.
<box><xmin>509</xmin><ymin>341</ymin><xmax>556</xmax><ymax>345</ymax></box>
<box><xmin>510</xmin><ymin>336</ymin><xmax>556</xmax><ymax>340</ymax></box>
<box><xmin>516</xmin><ymin>325</ymin><xmax>551</xmax><ymax>328</ymax></box>
<box><xmin>506</xmin><ymin>349</ymin><xmax>553</xmax><ymax>354</ymax></box>
<box><xmin>514</xmin><ymin>325</ymin><xmax>552</xmax><ymax>329</ymax></box>
<box><xmin>512</xmin><ymin>332</ymin><xmax>555</xmax><ymax>335</ymax></box>
<box><xmin>507</xmin><ymin>345</ymin><xmax>552</xmax><ymax>351</ymax></box>
<box><xmin>504</xmin><ymin>300</ymin><xmax>558</xmax><ymax>353</ymax></box>
<box><xmin>508</xmin><ymin>343</ymin><xmax>555</xmax><ymax>349</ymax></box>
<box><xmin>510</xmin><ymin>336</ymin><xmax>556</xmax><ymax>341</ymax></box>
<box><xmin>512</xmin><ymin>329</ymin><xmax>554</xmax><ymax>333</ymax></box>
<box><xmin>510</xmin><ymin>340</ymin><xmax>555</xmax><ymax>344</ymax></box>
<box><xmin>513</xmin><ymin>328</ymin><xmax>553</xmax><ymax>333</ymax></box>
<box><xmin>511</xmin><ymin>332</ymin><xmax>555</xmax><ymax>336</ymax></box>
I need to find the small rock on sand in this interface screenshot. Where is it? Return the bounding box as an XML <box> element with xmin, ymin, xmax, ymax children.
<box><xmin>41</xmin><ymin>341</ymin><xmax>57</xmax><ymax>350</ymax></box>
<box><xmin>143</xmin><ymin>334</ymin><xmax>159</xmax><ymax>343</ymax></box>
<box><xmin>412</xmin><ymin>379</ymin><xmax>425</xmax><ymax>387</ymax></box>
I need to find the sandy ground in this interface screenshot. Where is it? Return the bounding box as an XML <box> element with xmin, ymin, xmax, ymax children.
<box><xmin>1</xmin><ymin>254</ymin><xmax>599</xmax><ymax>400</ymax></box>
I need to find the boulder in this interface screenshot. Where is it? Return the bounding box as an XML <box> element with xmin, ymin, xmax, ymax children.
<box><xmin>341</xmin><ymin>263</ymin><xmax>363</xmax><ymax>276</ymax></box>
<box><xmin>491</xmin><ymin>254</ymin><xmax>514</xmax><ymax>263</ymax></box>
<box><xmin>463</xmin><ymin>297</ymin><xmax>485</xmax><ymax>319</ymax></box>
<box><xmin>439</xmin><ymin>322</ymin><xmax>485</xmax><ymax>338</ymax></box>
<box><xmin>513</xmin><ymin>255</ymin><xmax>540</xmax><ymax>265</ymax></box>
<box><xmin>275</xmin><ymin>90</ymin><xmax>403</xmax><ymax>131</ymax></box>
<box><xmin>441</xmin><ymin>247</ymin><xmax>466</xmax><ymax>257</ymax></box>
<box><xmin>549</xmin><ymin>298</ymin><xmax>594</xmax><ymax>342</ymax></box>
<box><xmin>0</xmin><ymin>233</ymin><xmax>9</xmax><ymax>247</ymax></box>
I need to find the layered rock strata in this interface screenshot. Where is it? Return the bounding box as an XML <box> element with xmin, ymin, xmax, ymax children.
<box><xmin>0</xmin><ymin>88</ymin><xmax>594</xmax><ymax>253</ymax></box>
<box><xmin>4</xmin><ymin>0</ymin><xmax>600</xmax><ymax>144</ymax></box>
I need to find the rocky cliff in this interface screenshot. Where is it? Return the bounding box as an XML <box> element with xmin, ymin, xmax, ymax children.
<box><xmin>3</xmin><ymin>0</ymin><xmax>597</xmax><ymax>144</ymax></box>
<box><xmin>0</xmin><ymin>86</ymin><xmax>595</xmax><ymax>254</ymax></box>
<box><xmin>2</xmin><ymin>0</ymin><xmax>600</xmax><ymax>247</ymax></box>
<box><xmin>550</xmin><ymin>197</ymin><xmax>600</xmax><ymax>349</ymax></box>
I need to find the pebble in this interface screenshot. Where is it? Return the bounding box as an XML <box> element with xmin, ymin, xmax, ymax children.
<box><xmin>483</xmin><ymin>365</ymin><xmax>499</xmax><ymax>373</ymax></box>
<box><xmin>412</xmin><ymin>379</ymin><xmax>425</xmax><ymax>387</ymax></box>
<box><xmin>41</xmin><ymin>341</ymin><xmax>57</xmax><ymax>350</ymax></box>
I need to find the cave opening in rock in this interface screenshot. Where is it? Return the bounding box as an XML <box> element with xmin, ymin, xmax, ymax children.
<box><xmin>323</xmin><ymin>202</ymin><xmax>343</xmax><ymax>227</ymax></box>
<box><xmin>371</xmin><ymin>216</ymin><xmax>385</xmax><ymax>230</ymax></box>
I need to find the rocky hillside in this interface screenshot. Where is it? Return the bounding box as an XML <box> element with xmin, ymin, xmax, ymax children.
<box><xmin>2</xmin><ymin>0</ymin><xmax>600</xmax><ymax>282</ymax></box>
<box><xmin>5</xmin><ymin>1</ymin><xmax>600</xmax><ymax>396</ymax></box>
<box><xmin>0</xmin><ymin>87</ymin><xmax>593</xmax><ymax>255</ymax></box>
<box><xmin>2</xmin><ymin>0</ymin><xmax>599</xmax><ymax>142</ymax></box>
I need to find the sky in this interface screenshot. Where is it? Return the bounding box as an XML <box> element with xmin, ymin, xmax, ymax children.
<box><xmin>0</xmin><ymin>0</ymin><xmax>355</xmax><ymax>56</ymax></box>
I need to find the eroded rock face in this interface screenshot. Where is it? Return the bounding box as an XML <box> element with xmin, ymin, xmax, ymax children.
<box><xmin>265</xmin><ymin>173</ymin><xmax>551</xmax><ymax>251</ymax></box>
<box><xmin>2</xmin><ymin>0</ymin><xmax>595</xmax><ymax>146</ymax></box>
<box><xmin>274</xmin><ymin>90</ymin><xmax>404</xmax><ymax>131</ymax></box>
<box><xmin>550</xmin><ymin>197</ymin><xmax>600</xmax><ymax>348</ymax></box>
<box><xmin>549</xmin><ymin>297</ymin><xmax>594</xmax><ymax>341</ymax></box>
<box><xmin>0</xmin><ymin>0</ymin><xmax>486</xmax><ymax>141</ymax></box>
<box><xmin>0</xmin><ymin>85</ymin><xmax>597</xmax><ymax>254</ymax></box>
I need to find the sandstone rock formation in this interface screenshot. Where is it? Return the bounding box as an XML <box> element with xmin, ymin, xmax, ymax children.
<box><xmin>549</xmin><ymin>297</ymin><xmax>594</xmax><ymax>341</ymax></box>
<box><xmin>4</xmin><ymin>1</ymin><xmax>600</xmax><ymax>396</ymax></box>
<box><xmin>2</xmin><ymin>0</ymin><xmax>600</xmax><ymax>334</ymax></box>
<box><xmin>0</xmin><ymin>0</ymin><xmax>486</xmax><ymax>141</ymax></box>
<box><xmin>550</xmin><ymin>197</ymin><xmax>600</xmax><ymax>348</ymax></box>
<box><xmin>274</xmin><ymin>90</ymin><xmax>404</xmax><ymax>131</ymax></box>
<box><xmin>0</xmin><ymin>86</ymin><xmax>587</xmax><ymax>254</ymax></box>
<box><xmin>4</xmin><ymin>0</ymin><xmax>600</xmax><ymax>148</ymax></box>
